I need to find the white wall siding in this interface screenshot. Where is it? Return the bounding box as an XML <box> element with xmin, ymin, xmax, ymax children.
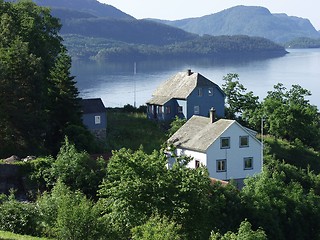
<box><xmin>176</xmin><ymin>148</ymin><xmax>207</xmax><ymax>169</ymax></box>
<box><xmin>206</xmin><ymin>123</ymin><xmax>262</xmax><ymax>180</ymax></box>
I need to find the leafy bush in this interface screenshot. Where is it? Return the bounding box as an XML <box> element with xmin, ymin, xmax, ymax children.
<box><xmin>37</xmin><ymin>181</ymin><xmax>107</xmax><ymax>239</ymax></box>
<box><xmin>0</xmin><ymin>193</ymin><xmax>40</xmax><ymax>236</ymax></box>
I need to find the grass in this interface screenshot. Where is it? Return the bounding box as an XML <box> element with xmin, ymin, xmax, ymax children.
<box><xmin>264</xmin><ymin>135</ymin><xmax>320</xmax><ymax>173</ymax></box>
<box><xmin>0</xmin><ymin>231</ymin><xmax>50</xmax><ymax>240</ymax></box>
<box><xmin>106</xmin><ymin>109</ymin><xmax>168</xmax><ymax>153</ymax></box>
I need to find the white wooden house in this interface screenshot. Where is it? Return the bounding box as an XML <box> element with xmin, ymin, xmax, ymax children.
<box><xmin>167</xmin><ymin>109</ymin><xmax>262</xmax><ymax>186</ymax></box>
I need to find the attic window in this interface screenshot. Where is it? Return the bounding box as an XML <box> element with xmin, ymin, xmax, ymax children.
<box><xmin>197</xmin><ymin>88</ymin><xmax>203</xmax><ymax>97</ymax></box>
<box><xmin>95</xmin><ymin>115</ymin><xmax>101</xmax><ymax>124</ymax></box>
<box><xmin>194</xmin><ymin>106</ymin><xmax>200</xmax><ymax>115</ymax></box>
<box><xmin>220</xmin><ymin>137</ymin><xmax>230</xmax><ymax>149</ymax></box>
<box><xmin>239</xmin><ymin>136</ymin><xmax>249</xmax><ymax>147</ymax></box>
<box><xmin>208</xmin><ymin>87</ymin><xmax>214</xmax><ymax>96</ymax></box>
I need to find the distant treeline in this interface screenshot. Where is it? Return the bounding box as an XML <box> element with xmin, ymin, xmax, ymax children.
<box><xmin>63</xmin><ymin>34</ymin><xmax>287</xmax><ymax>61</ymax></box>
<box><xmin>284</xmin><ymin>37</ymin><xmax>320</xmax><ymax>49</ymax></box>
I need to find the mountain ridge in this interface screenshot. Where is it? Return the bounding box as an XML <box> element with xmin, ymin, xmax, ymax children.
<box><xmin>150</xmin><ymin>5</ymin><xmax>320</xmax><ymax>43</ymax></box>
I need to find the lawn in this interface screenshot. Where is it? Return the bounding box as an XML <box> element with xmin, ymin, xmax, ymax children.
<box><xmin>105</xmin><ymin>108</ymin><xmax>168</xmax><ymax>153</ymax></box>
<box><xmin>0</xmin><ymin>231</ymin><xmax>50</xmax><ymax>240</ymax></box>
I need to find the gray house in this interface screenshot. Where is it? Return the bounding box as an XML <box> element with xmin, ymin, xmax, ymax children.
<box><xmin>80</xmin><ymin>98</ymin><xmax>106</xmax><ymax>139</ymax></box>
<box><xmin>146</xmin><ymin>70</ymin><xmax>225</xmax><ymax>121</ymax></box>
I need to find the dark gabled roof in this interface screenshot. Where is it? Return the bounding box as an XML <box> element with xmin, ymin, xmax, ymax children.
<box><xmin>146</xmin><ymin>70</ymin><xmax>225</xmax><ymax>105</ymax></box>
<box><xmin>80</xmin><ymin>98</ymin><xmax>106</xmax><ymax>114</ymax></box>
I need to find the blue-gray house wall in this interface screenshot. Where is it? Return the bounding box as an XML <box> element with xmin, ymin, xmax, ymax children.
<box><xmin>186</xmin><ymin>86</ymin><xmax>225</xmax><ymax>119</ymax></box>
<box><xmin>82</xmin><ymin>112</ymin><xmax>107</xmax><ymax>130</ymax></box>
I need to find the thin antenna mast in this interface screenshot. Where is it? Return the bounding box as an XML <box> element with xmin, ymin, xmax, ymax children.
<box><xmin>133</xmin><ymin>62</ymin><xmax>137</xmax><ymax>108</ymax></box>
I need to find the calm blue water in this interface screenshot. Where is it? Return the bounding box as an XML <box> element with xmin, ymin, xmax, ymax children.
<box><xmin>72</xmin><ymin>49</ymin><xmax>320</xmax><ymax>109</ymax></box>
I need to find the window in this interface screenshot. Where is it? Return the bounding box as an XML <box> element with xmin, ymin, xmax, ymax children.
<box><xmin>244</xmin><ymin>157</ymin><xmax>253</xmax><ymax>170</ymax></box>
<box><xmin>165</xmin><ymin>106</ymin><xmax>171</xmax><ymax>114</ymax></box>
<box><xmin>178</xmin><ymin>106</ymin><xmax>183</xmax><ymax>113</ymax></box>
<box><xmin>158</xmin><ymin>106</ymin><xmax>163</xmax><ymax>114</ymax></box>
<box><xmin>239</xmin><ymin>136</ymin><xmax>249</xmax><ymax>147</ymax></box>
<box><xmin>195</xmin><ymin>160</ymin><xmax>200</xmax><ymax>169</ymax></box>
<box><xmin>220</xmin><ymin>137</ymin><xmax>230</xmax><ymax>149</ymax></box>
<box><xmin>208</xmin><ymin>87</ymin><xmax>214</xmax><ymax>96</ymax></box>
<box><xmin>95</xmin><ymin>115</ymin><xmax>101</xmax><ymax>124</ymax></box>
<box><xmin>217</xmin><ymin>159</ymin><xmax>226</xmax><ymax>172</ymax></box>
<box><xmin>194</xmin><ymin>105</ymin><xmax>200</xmax><ymax>114</ymax></box>
<box><xmin>197</xmin><ymin>88</ymin><xmax>203</xmax><ymax>97</ymax></box>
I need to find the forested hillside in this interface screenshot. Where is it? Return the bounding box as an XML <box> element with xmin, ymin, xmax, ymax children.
<box><xmin>31</xmin><ymin>0</ymin><xmax>287</xmax><ymax>61</ymax></box>
<box><xmin>154</xmin><ymin>5</ymin><xmax>320</xmax><ymax>43</ymax></box>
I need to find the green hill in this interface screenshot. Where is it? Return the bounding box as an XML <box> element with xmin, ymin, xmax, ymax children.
<box><xmin>153</xmin><ymin>5</ymin><xmax>320</xmax><ymax>43</ymax></box>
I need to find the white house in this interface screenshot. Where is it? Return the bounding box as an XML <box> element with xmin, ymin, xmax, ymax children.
<box><xmin>167</xmin><ymin>109</ymin><xmax>262</xmax><ymax>186</ymax></box>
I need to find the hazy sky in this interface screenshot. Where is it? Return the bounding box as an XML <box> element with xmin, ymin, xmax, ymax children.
<box><xmin>98</xmin><ymin>0</ymin><xmax>320</xmax><ymax>30</ymax></box>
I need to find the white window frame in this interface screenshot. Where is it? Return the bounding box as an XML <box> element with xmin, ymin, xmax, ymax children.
<box><xmin>95</xmin><ymin>115</ymin><xmax>101</xmax><ymax>124</ymax></box>
<box><xmin>244</xmin><ymin>157</ymin><xmax>253</xmax><ymax>170</ymax></box>
<box><xmin>216</xmin><ymin>159</ymin><xmax>226</xmax><ymax>172</ymax></box>
<box><xmin>220</xmin><ymin>137</ymin><xmax>230</xmax><ymax>149</ymax></box>
<box><xmin>239</xmin><ymin>136</ymin><xmax>249</xmax><ymax>148</ymax></box>
<box><xmin>194</xmin><ymin>105</ymin><xmax>200</xmax><ymax>114</ymax></box>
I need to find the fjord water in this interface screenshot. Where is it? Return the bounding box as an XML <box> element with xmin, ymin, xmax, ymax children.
<box><xmin>72</xmin><ymin>48</ymin><xmax>320</xmax><ymax>109</ymax></box>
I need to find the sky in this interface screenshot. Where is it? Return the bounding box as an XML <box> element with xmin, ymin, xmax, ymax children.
<box><xmin>98</xmin><ymin>0</ymin><xmax>320</xmax><ymax>30</ymax></box>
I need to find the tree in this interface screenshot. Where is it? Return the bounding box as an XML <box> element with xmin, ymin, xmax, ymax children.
<box><xmin>0</xmin><ymin>1</ymin><xmax>85</xmax><ymax>157</ymax></box>
<box><xmin>49</xmin><ymin>137</ymin><xmax>107</xmax><ymax>198</ymax></box>
<box><xmin>98</xmin><ymin>147</ymin><xmax>212</xmax><ymax>240</ymax></box>
<box><xmin>222</xmin><ymin>73</ymin><xmax>260</xmax><ymax>127</ymax></box>
<box><xmin>131</xmin><ymin>214</ymin><xmax>182</xmax><ymax>240</ymax></box>
<box><xmin>46</xmin><ymin>47</ymin><xmax>82</xmax><ymax>154</ymax></box>
<box><xmin>262</xmin><ymin>83</ymin><xmax>320</xmax><ymax>149</ymax></box>
<box><xmin>241</xmin><ymin>160</ymin><xmax>320</xmax><ymax>239</ymax></box>
<box><xmin>210</xmin><ymin>220</ymin><xmax>267</xmax><ymax>240</ymax></box>
<box><xmin>37</xmin><ymin>181</ymin><xmax>107</xmax><ymax>239</ymax></box>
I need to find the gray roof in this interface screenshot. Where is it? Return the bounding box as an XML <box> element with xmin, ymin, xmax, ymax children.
<box><xmin>147</xmin><ymin>70</ymin><xmax>223</xmax><ymax>105</ymax></box>
<box><xmin>168</xmin><ymin>116</ymin><xmax>235</xmax><ymax>152</ymax></box>
<box><xmin>80</xmin><ymin>98</ymin><xmax>105</xmax><ymax>114</ymax></box>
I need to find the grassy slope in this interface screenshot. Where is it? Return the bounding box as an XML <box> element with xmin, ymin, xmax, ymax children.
<box><xmin>105</xmin><ymin>109</ymin><xmax>168</xmax><ymax>154</ymax></box>
<box><xmin>264</xmin><ymin>136</ymin><xmax>320</xmax><ymax>173</ymax></box>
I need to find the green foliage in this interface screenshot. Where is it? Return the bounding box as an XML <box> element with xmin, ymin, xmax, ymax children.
<box><xmin>62</xmin><ymin>33</ymin><xmax>286</xmax><ymax>62</ymax></box>
<box><xmin>131</xmin><ymin>214</ymin><xmax>182</xmax><ymax>240</ymax></box>
<box><xmin>0</xmin><ymin>193</ymin><xmax>39</xmax><ymax>236</ymax></box>
<box><xmin>37</xmin><ymin>181</ymin><xmax>106</xmax><ymax>239</ymax></box>
<box><xmin>46</xmin><ymin>47</ymin><xmax>82</xmax><ymax>154</ymax></box>
<box><xmin>222</xmin><ymin>73</ymin><xmax>260</xmax><ymax>125</ymax></box>
<box><xmin>98</xmin><ymin>147</ymin><xmax>212</xmax><ymax>240</ymax></box>
<box><xmin>168</xmin><ymin>116</ymin><xmax>187</xmax><ymax>137</ymax></box>
<box><xmin>262</xmin><ymin>83</ymin><xmax>320</xmax><ymax>149</ymax></box>
<box><xmin>49</xmin><ymin>137</ymin><xmax>107</xmax><ymax>198</ymax></box>
<box><xmin>242</xmin><ymin>160</ymin><xmax>320</xmax><ymax>239</ymax></box>
<box><xmin>210</xmin><ymin>219</ymin><xmax>267</xmax><ymax>240</ymax></box>
<box><xmin>0</xmin><ymin>1</ymin><xmax>84</xmax><ymax>158</ymax></box>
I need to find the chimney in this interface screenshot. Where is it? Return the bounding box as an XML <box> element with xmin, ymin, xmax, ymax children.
<box><xmin>187</xmin><ymin>69</ymin><xmax>192</xmax><ymax>76</ymax></box>
<box><xmin>210</xmin><ymin>108</ymin><xmax>216</xmax><ymax>123</ymax></box>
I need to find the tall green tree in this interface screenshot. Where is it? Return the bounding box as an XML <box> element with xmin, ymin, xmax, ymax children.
<box><xmin>222</xmin><ymin>73</ymin><xmax>260</xmax><ymax>127</ymax></box>
<box><xmin>98</xmin><ymin>147</ymin><xmax>212</xmax><ymax>240</ymax></box>
<box><xmin>262</xmin><ymin>83</ymin><xmax>320</xmax><ymax>149</ymax></box>
<box><xmin>0</xmin><ymin>1</ymin><xmax>87</xmax><ymax>157</ymax></box>
<box><xmin>46</xmin><ymin>48</ymin><xmax>82</xmax><ymax>153</ymax></box>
